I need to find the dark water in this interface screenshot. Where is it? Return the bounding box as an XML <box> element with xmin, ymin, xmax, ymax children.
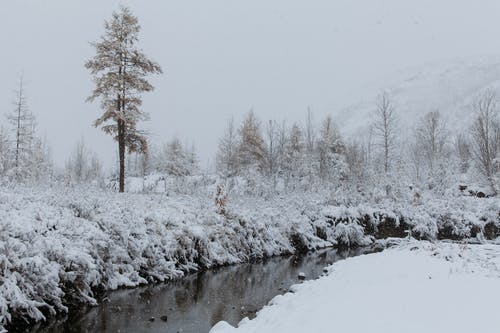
<box><xmin>24</xmin><ymin>247</ymin><xmax>370</xmax><ymax>333</ymax></box>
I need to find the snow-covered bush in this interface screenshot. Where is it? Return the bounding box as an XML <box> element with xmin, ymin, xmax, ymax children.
<box><xmin>0</xmin><ymin>181</ymin><xmax>498</xmax><ymax>331</ymax></box>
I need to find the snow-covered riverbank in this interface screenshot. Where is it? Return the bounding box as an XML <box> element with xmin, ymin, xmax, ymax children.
<box><xmin>0</xmin><ymin>184</ymin><xmax>498</xmax><ymax>331</ymax></box>
<box><xmin>211</xmin><ymin>240</ymin><xmax>500</xmax><ymax>333</ymax></box>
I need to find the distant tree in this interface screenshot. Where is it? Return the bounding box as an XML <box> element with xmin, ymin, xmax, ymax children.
<box><xmin>275</xmin><ymin>120</ymin><xmax>288</xmax><ymax>176</ymax></box>
<box><xmin>345</xmin><ymin>139</ymin><xmax>367</xmax><ymax>184</ymax></box>
<box><xmin>127</xmin><ymin>151</ymin><xmax>149</xmax><ymax>178</ymax></box>
<box><xmin>66</xmin><ymin>138</ymin><xmax>101</xmax><ymax>183</ymax></box>
<box><xmin>216</xmin><ymin>117</ymin><xmax>238</xmax><ymax>177</ymax></box>
<box><xmin>415</xmin><ymin>110</ymin><xmax>449</xmax><ymax>172</ymax></box>
<box><xmin>159</xmin><ymin>137</ymin><xmax>198</xmax><ymax>176</ymax></box>
<box><xmin>185</xmin><ymin>143</ymin><xmax>199</xmax><ymax>175</ymax></box>
<box><xmin>373</xmin><ymin>92</ymin><xmax>398</xmax><ymax>174</ymax></box>
<box><xmin>72</xmin><ymin>138</ymin><xmax>88</xmax><ymax>182</ymax></box>
<box><xmin>87</xmin><ymin>152</ymin><xmax>103</xmax><ymax>182</ymax></box>
<box><xmin>470</xmin><ymin>90</ymin><xmax>500</xmax><ymax>193</ymax></box>
<box><xmin>237</xmin><ymin>110</ymin><xmax>266</xmax><ymax>173</ymax></box>
<box><xmin>284</xmin><ymin>123</ymin><xmax>305</xmax><ymax>179</ymax></box>
<box><xmin>455</xmin><ymin>134</ymin><xmax>471</xmax><ymax>173</ymax></box>
<box><xmin>86</xmin><ymin>6</ymin><xmax>162</xmax><ymax>192</ymax></box>
<box><xmin>30</xmin><ymin>136</ymin><xmax>52</xmax><ymax>181</ymax></box>
<box><xmin>318</xmin><ymin>115</ymin><xmax>345</xmax><ymax>180</ymax></box>
<box><xmin>8</xmin><ymin>75</ymin><xmax>35</xmax><ymax>179</ymax></box>
<box><xmin>0</xmin><ymin>126</ymin><xmax>10</xmax><ymax>175</ymax></box>
<box><xmin>264</xmin><ymin>120</ymin><xmax>278</xmax><ymax>176</ymax></box>
<box><xmin>301</xmin><ymin>109</ymin><xmax>320</xmax><ymax>183</ymax></box>
<box><xmin>305</xmin><ymin>107</ymin><xmax>316</xmax><ymax>154</ymax></box>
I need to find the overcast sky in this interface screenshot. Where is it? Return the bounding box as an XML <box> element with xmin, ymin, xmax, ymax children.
<box><xmin>1</xmin><ymin>0</ymin><xmax>500</xmax><ymax>168</ymax></box>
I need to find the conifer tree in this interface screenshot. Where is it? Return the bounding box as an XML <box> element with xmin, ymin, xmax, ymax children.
<box><xmin>86</xmin><ymin>6</ymin><xmax>162</xmax><ymax>192</ymax></box>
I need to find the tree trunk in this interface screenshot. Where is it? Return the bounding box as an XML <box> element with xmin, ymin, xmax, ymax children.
<box><xmin>118</xmin><ymin>119</ymin><xmax>125</xmax><ymax>192</ymax></box>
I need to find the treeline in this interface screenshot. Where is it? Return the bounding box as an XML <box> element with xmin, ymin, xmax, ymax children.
<box><xmin>215</xmin><ymin>91</ymin><xmax>500</xmax><ymax>197</ymax></box>
<box><xmin>64</xmin><ymin>136</ymin><xmax>199</xmax><ymax>185</ymax></box>
<box><xmin>1</xmin><ymin>82</ymin><xmax>498</xmax><ymax>197</ymax></box>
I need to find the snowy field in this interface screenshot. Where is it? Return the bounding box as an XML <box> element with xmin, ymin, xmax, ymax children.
<box><xmin>0</xmin><ymin>183</ymin><xmax>498</xmax><ymax>331</ymax></box>
<box><xmin>211</xmin><ymin>240</ymin><xmax>500</xmax><ymax>333</ymax></box>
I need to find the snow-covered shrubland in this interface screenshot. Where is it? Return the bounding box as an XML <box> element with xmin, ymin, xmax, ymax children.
<box><xmin>0</xmin><ymin>183</ymin><xmax>327</xmax><ymax>331</ymax></box>
<box><xmin>211</xmin><ymin>240</ymin><xmax>500</xmax><ymax>333</ymax></box>
<box><xmin>0</xmin><ymin>179</ymin><xmax>499</xmax><ymax>331</ymax></box>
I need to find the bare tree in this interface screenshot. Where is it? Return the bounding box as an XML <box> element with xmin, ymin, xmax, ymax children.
<box><xmin>30</xmin><ymin>135</ymin><xmax>52</xmax><ymax>181</ymax></box>
<box><xmin>470</xmin><ymin>90</ymin><xmax>500</xmax><ymax>193</ymax></box>
<box><xmin>8</xmin><ymin>75</ymin><xmax>35</xmax><ymax>178</ymax></box>
<box><xmin>66</xmin><ymin>137</ymin><xmax>101</xmax><ymax>183</ymax></box>
<box><xmin>415</xmin><ymin>110</ymin><xmax>449</xmax><ymax>172</ymax></box>
<box><xmin>0</xmin><ymin>126</ymin><xmax>10</xmax><ymax>175</ymax></box>
<box><xmin>275</xmin><ymin>120</ymin><xmax>288</xmax><ymax>175</ymax></box>
<box><xmin>305</xmin><ymin>107</ymin><xmax>316</xmax><ymax>153</ymax></box>
<box><xmin>455</xmin><ymin>134</ymin><xmax>471</xmax><ymax>173</ymax></box>
<box><xmin>88</xmin><ymin>152</ymin><xmax>103</xmax><ymax>183</ymax></box>
<box><xmin>73</xmin><ymin>138</ymin><xmax>88</xmax><ymax>182</ymax></box>
<box><xmin>216</xmin><ymin>117</ymin><xmax>238</xmax><ymax>176</ymax></box>
<box><xmin>345</xmin><ymin>139</ymin><xmax>367</xmax><ymax>184</ymax></box>
<box><xmin>264</xmin><ymin>120</ymin><xmax>277</xmax><ymax>176</ymax></box>
<box><xmin>373</xmin><ymin>92</ymin><xmax>398</xmax><ymax>174</ymax></box>
<box><xmin>86</xmin><ymin>6</ymin><xmax>162</xmax><ymax>192</ymax></box>
<box><xmin>284</xmin><ymin>123</ymin><xmax>304</xmax><ymax>178</ymax></box>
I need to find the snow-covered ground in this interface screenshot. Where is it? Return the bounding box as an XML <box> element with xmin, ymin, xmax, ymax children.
<box><xmin>0</xmin><ymin>183</ymin><xmax>498</xmax><ymax>332</ymax></box>
<box><xmin>211</xmin><ymin>240</ymin><xmax>500</xmax><ymax>333</ymax></box>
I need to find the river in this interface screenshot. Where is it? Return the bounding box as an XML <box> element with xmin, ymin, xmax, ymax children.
<box><xmin>24</xmin><ymin>247</ymin><xmax>372</xmax><ymax>333</ymax></box>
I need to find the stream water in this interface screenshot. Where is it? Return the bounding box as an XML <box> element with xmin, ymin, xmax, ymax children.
<box><xmin>24</xmin><ymin>247</ymin><xmax>372</xmax><ymax>333</ymax></box>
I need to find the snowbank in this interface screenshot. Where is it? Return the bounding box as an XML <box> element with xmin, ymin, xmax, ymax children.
<box><xmin>211</xmin><ymin>241</ymin><xmax>500</xmax><ymax>333</ymax></box>
<box><xmin>0</xmin><ymin>183</ymin><xmax>498</xmax><ymax>331</ymax></box>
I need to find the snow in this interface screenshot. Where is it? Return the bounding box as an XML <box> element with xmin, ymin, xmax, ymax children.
<box><xmin>211</xmin><ymin>241</ymin><xmax>500</xmax><ymax>333</ymax></box>
<box><xmin>0</xmin><ymin>181</ymin><xmax>498</xmax><ymax>331</ymax></box>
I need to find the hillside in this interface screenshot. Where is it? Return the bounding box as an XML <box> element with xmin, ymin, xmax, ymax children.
<box><xmin>335</xmin><ymin>55</ymin><xmax>500</xmax><ymax>138</ymax></box>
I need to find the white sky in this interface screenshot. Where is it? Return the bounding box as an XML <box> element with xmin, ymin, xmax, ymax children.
<box><xmin>1</xmin><ymin>0</ymin><xmax>500</xmax><ymax>168</ymax></box>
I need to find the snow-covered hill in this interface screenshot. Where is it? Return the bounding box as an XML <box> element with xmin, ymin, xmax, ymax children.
<box><xmin>335</xmin><ymin>55</ymin><xmax>500</xmax><ymax>137</ymax></box>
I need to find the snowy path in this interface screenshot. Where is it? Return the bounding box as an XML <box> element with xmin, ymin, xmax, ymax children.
<box><xmin>211</xmin><ymin>241</ymin><xmax>500</xmax><ymax>333</ymax></box>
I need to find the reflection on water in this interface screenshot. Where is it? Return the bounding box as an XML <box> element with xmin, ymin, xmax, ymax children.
<box><xmin>25</xmin><ymin>248</ymin><xmax>368</xmax><ymax>333</ymax></box>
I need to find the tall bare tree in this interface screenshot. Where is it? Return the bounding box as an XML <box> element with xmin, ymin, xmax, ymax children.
<box><xmin>470</xmin><ymin>90</ymin><xmax>500</xmax><ymax>193</ymax></box>
<box><xmin>8</xmin><ymin>75</ymin><xmax>35</xmax><ymax>178</ymax></box>
<box><xmin>373</xmin><ymin>92</ymin><xmax>398</xmax><ymax>174</ymax></box>
<box><xmin>216</xmin><ymin>117</ymin><xmax>238</xmax><ymax>176</ymax></box>
<box><xmin>86</xmin><ymin>6</ymin><xmax>162</xmax><ymax>192</ymax></box>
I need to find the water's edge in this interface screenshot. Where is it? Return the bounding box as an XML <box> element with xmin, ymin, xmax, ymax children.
<box><xmin>16</xmin><ymin>246</ymin><xmax>381</xmax><ymax>333</ymax></box>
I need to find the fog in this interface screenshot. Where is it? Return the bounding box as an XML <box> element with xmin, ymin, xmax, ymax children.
<box><xmin>1</xmin><ymin>0</ymin><xmax>500</xmax><ymax>167</ymax></box>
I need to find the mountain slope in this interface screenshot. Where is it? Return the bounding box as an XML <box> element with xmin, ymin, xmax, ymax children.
<box><xmin>335</xmin><ymin>55</ymin><xmax>500</xmax><ymax>138</ymax></box>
